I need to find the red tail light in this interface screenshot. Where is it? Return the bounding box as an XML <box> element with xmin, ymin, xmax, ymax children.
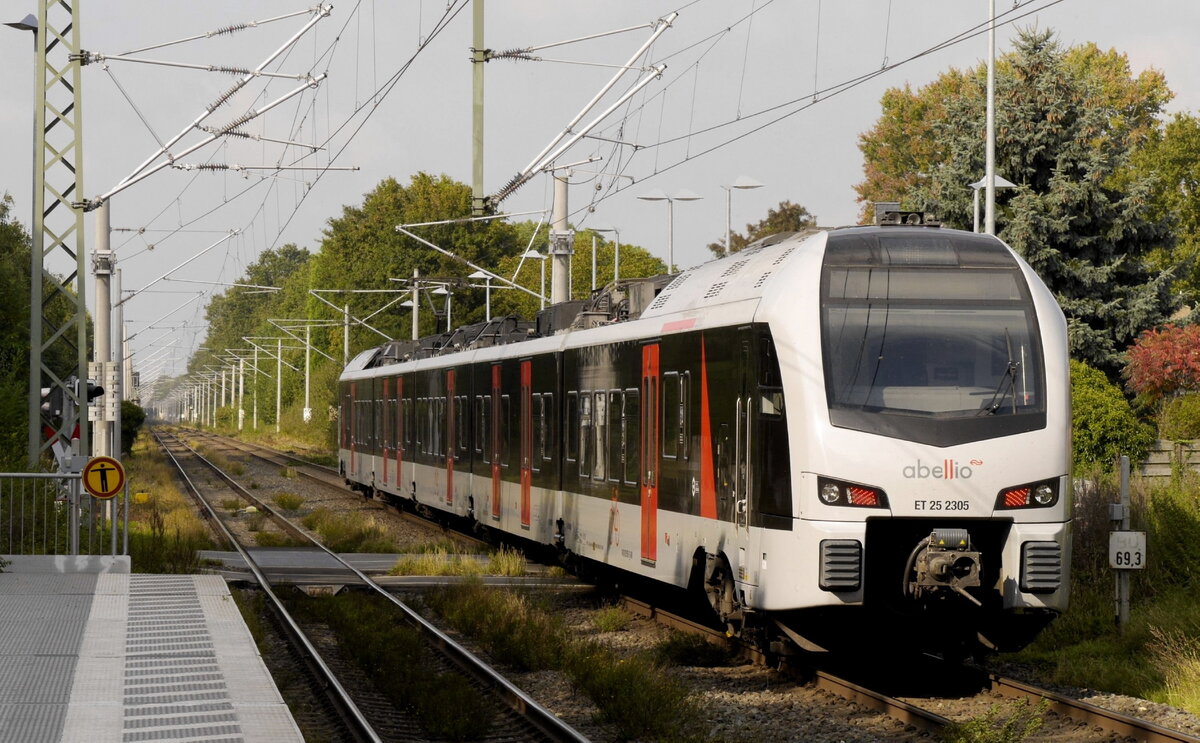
<box><xmin>848</xmin><ymin>486</ymin><xmax>880</xmax><ymax>506</ymax></box>
<box><xmin>1003</xmin><ymin>487</ymin><xmax>1030</xmax><ymax>508</ymax></box>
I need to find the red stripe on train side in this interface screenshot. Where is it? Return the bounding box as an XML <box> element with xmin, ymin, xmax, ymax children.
<box><xmin>520</xmin><ymin>360</ymin><xmax>532</xmax><ymax>529</ymax></box>
<box><xmin>699</xmin><ymin>336</ymin><xmax>717</xmax><ymax>519</ymax></box>
<box><xmin>491</xmin><ymin>364</ymin><xmax>502</xmax><ymax>520</ymax></box>
<box><xmin>446</xmin><ymin>370</ymin><xmax>455</xmax><ymax>505</ymax></box>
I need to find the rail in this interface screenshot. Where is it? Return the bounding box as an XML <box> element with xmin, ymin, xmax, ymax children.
<box><xmin>155</xmin><ymin>428</ymin><xmax>590</xmax><ymax>743</ymax></box>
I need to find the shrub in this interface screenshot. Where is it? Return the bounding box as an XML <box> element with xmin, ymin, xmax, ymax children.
<box><xmin>1158</xmin><ymin>393</ymin><xmax>1200</xmax><ymax>440</ymax></box>
<box><xmin>273</xmin><ymin>492</ymin><xmax>304</xmax><ymax>511</ymax></box>
<box><xmin>1071</xmin><ymin>360</ymin><xmax>1154</xmax><ymax>471</ymax></box>
<box><xmin>1125</xmin><ymin>324</ymin><xmax>1200</xmax><ymax>403</ymax></box>
<box><xmin>591</xmin><ymin>606</ymin><xmax>631</xmax><ymax>633</ymax></box>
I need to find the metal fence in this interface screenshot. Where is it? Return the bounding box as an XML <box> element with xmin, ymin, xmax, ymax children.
<box><xmin>0</xmin><ymin>473</ymin><xmax>128</xmax><ymax>557</ymax></box>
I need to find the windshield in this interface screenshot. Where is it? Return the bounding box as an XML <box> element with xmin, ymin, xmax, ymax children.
<box><xmin>820</xmin><ymin>231</ymin><xmax>1046</xmax><ymax>446</ymax></box>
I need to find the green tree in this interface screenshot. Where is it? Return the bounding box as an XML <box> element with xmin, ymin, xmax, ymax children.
<box><xmin>1125</xmin><ymin>113</ymin><xmax>1200</xmax><ymax>303</ymax></box>
<box><xmin>308</xmin><ymin>173</ymin><xmax>521</xmax><ymax>345</ymax></box>
<box><xmin>857</xmin><ymin>29</ymin><xmax>1178</xmax><ymax>374</ymax></box>
<box><xmin>0</xmin><ymin>194</ymin><xmax>31</xmax><ymax>469</ymax></box>
<box><xmin>1072</xmin><ymin>359</ymin><xmax>1154</xmax><ymax>472</ymax></box>
<box><xmin>119</xmin><ymin>400</ymin><xmax>146</xmax><ymax>455</ymax></box>
<box><xmin>705</xmin><ymin>200</ymin><xmax>817</xmax><ymax>257</ymax></box>
<box><xmin>490</xmin><ymin>226</ymin><xmax>666</xmax><ymax>319</ymax></box>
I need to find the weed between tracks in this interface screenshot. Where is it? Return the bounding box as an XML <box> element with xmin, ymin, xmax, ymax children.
<box><xmin>285</xmin><ymin>591</ymin><xmax>496</xmax><ymax>741</ymax></box>
<box><xmin>941</xmin><ymin>699</ymin><xmax>1048</xmax><ymax>743</ymax></box>
<box><xmin>424</xmin><ymin>580</ymin><xmax>705</xmax><ymax>741</ymax></box>
<box><xmin>389</xmin><ymin>546</ymin><xmax>527</xmax><ymax>577</ymax></box>
<box><xmin>126</xmin><ymin>434</ymin><xmax>216</xmax><ymax>571</ymax></box>
<box><xmin>300</xmin><ymin>507</ymin><xmax>396</xmax><ymax>552</ymax></box>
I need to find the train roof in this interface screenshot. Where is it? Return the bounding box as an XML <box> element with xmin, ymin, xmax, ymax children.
<box><xmin>343</xmin><ymin>224</ymin><xmax>1002</xmax><ymax>377</ymax></box>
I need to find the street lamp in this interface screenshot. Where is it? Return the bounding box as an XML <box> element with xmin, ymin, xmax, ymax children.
<box><xmin>432</xmin><ymin>285</ymin><xmax>451</xmax><ymax>332</ymax></box>
<box><xmin>638</xmin><ymin>189</ymin><xmax>702</xmax><ymax>273</ymax></box>
<box><xmin>469</xmin><ymin>270</ymin><xmax>492</xmax><ymax>321</ymax></box>
<box><xmin>400</xmin><ymin>299</ymin><xmax>417</xmax><ymax>340</ymax></box>
<box><xmin>593</xmin><ymin>226</ymin><xmax>621</xmax><ymax>283</ymax></box>
<box><xmin>721</xmin><ymin>176</ymin><xmax>763</xmax><ymax>256</ymax></box>
<box><xmin>969</xmin><ymin>175</ymin><xmax>1016</xmax><ymax>233</ymax></box>
<box><xmin>522</xmin><ymin>249</ymin><xmax>547</xmax><ymax>309</ymax></box>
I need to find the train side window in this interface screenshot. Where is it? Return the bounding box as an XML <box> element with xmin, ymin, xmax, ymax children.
<box><xmin>481</xmin><ymin>395</ymin><xmax>491</xmax><ymax>464</ymax></box>
<box><xmin>541</xmin><ymin>392</ymin><xmax>554</xmax><ymax>462</ymax></box>
<box><xmin>680</xmin><ymin>372</ymin><xmax>691</xmax><ymax>460</ymax></box>
<box><xmin>593</xmin><ymin>391</ymin><xmax>607</xmax><ymax>481</ymax></box>
<box><xmin>456</xmin><ymin>396</ymin><xmax>467</xmax><ymax>456</ymax></box>
<box><xmin>623</xmin><ymin>388</ymin><xmax>640</xmax><ymax>485</ymax></box>
<box><xmin>531</xmin><ymin>394</ymin><xmax>543</xmax><ymax>472</ymax></box>
<box><xmin>607</xmin><ymin>391</ymin><xmax>622</xmax><ymax>483</ymax></box>
<box><xmin>662</xmin><ymin>372</ymin><xmax>680</xmax><ymax>460</ymax></box>
<box><xmin>578</xmin><ymin>392</ymin><xmax>592</xmax><ymax>478</ymax></box>
<box><xmin>473</xmin><ymin>395</ymin><xmax>484</xmax><ymax>454</ymax></box>
<box><xmin>565</xmin><ymin>391</ymin><xmax>578</xmax><ymax>462</ymax></box>
<box><xmin>501</xmin><ymin>394</ymin><xmax>512</xmax><ymax>468</ymax></box>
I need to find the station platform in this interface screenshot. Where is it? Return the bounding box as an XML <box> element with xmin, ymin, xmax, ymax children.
<box><xmin>0</xmin><ymin>556</ymin><xmax>303</xmax><ymax>743</ymax></box>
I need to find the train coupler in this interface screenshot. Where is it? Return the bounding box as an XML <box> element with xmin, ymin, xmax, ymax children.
<box><xmin>906</xmin><ymin>528</ymin><xmax>983</xmax><ymax>607</ymax></box>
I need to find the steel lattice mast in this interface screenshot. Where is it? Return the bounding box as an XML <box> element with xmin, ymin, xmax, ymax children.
<box><xmin>27</xmin><ymin>0</ymin><xmax>89</xmax><ymax>468</ymax></box>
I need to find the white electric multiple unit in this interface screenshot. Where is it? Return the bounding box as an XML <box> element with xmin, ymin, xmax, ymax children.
<box><xmin>339</xmin><ymin>221</ymin><xmax>1071</xmax><ymax>654</ymax></box>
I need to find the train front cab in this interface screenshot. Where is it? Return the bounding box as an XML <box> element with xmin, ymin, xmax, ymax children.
<box><xmin>756</xmin><ymin>226</ymin><xmax>1072</xmax><ymax>654</ymax></box>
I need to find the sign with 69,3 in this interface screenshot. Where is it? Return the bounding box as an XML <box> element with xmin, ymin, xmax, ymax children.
<box><xmin>1109</xmin><ymin>531</ymin><xmax>1147</xmax><ymax>570</ymax></box>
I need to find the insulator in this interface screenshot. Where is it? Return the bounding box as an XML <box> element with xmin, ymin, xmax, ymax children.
<box><xmin>212</xmin><ymin>66</ymin><xmax>251</xmax><ymax>77</ymax></box>
<box><xmin>206</xmin><ymin>82</ymin><xmax>242</xmax><ymax>112</ymax></box>
<box><xmin>207</xmin><ymin>23</ymin><xmax>250</xmax><ymax>38</ymax></box>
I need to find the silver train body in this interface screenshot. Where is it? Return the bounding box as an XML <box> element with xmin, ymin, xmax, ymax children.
<box><xmin>339</xmin><ymin>223</ymin><xmax>1071</xmax><ymax>653</ymax></box>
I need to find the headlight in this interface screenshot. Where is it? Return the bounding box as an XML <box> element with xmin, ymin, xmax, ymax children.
<box><xmin>996</xmin><ymin>479</ymin><xmax>1059</xmax><ymax>509</ymax></box>
<box><xmin>820</xmin><ymin>482</ymin><xmax>842</xmax><ymax>504</ymax></box>
<box><xmin>1033</xmin><ymin>484</ymin><xmax>1055</xmax><ymax>505</ymax></box>
<box><xmin>817</xmin><ymin>477</ymin><xmax>888</xmax><ymax>508</ymax></box>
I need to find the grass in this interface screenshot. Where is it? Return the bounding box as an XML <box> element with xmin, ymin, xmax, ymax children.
<box><xmin>121</xmin><ymin>434</ymin><xmax>219</xmax><ymax>572</ymax></box>
<box><xmin>1010</xmin><ymin>471</ymin><xmax>1200</xmax><ymax>714</ymax></box>
<box><xmin>389</xmin><ymin>546</ymin><xmax>527</xmax><ymax>577</ymax></box>
<box><xmin>425</xmin><ymin>580</ymin><xmax>704</xmax><ymax>741</ymax></box>
<box><xmin>272</xmin><ymin>492</ymin><xmax>304</xmax><ymax>511</ymax></box>
<box><xmin>300</xmin><ymin>507</ymin><xmax>396</xmax><ymax>552</ymax></box>
<box><xmin>941</xmin><ymin>699</ymin><xmax>1048</xmax><ymax>743</ymax></box>
<box><xmin>220</xmin><ymin>498</ymin><xmax>243</xmax><ymax>512</ymax></box>
<box><xmin>286</xmin><ymin>591</ymin><xmax>496</xmax><ymax>740</ymax></box>
<box><xmin>591</xmin><ymin>606</ymin><xmax>631</xmax><ymax>633</ymax></box>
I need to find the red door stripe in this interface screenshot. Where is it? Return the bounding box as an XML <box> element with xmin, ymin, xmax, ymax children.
<box><xmin>699</xmin><ymin>336</ymin><xmax>717</xmax><ymax>519</ymax></box>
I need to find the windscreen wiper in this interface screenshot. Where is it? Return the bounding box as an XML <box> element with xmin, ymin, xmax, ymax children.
<box><xmin>980</xmin><ymin>329</ymin><xmax>1019</xmax><ymax>416</ymax></box>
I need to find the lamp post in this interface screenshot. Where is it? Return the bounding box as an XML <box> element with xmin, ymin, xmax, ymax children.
<box><xmin>593</xmin><ymin>226</ymin><xmax>621</xmax><ymax>283</ymax></box>
<box><xmin>523</xmin><ymin>249</ymin><xmax>547</xmax><ymax>309</ymax></box>
<box><xmin>432</xmin><ymin>285</ymin><xmax>451</xmax><ymax>332</ymax></box>
<box><xmin>637</xmin><ymin>188</ymin><xmax>702</xmax><ymax>273</ymax></box>
<box><xmin>969</xmin><ymin>175</ymin><xmax>1016</xmax><ymax>233</ymax></box>
<box><xmin>722</xmin><ymin>176</ymin><xmax>763</xmax><ymax>256</ymax></box>
<box><xmin>469</xmin><ymin>270</ymin><xmax>491</xmax><ymax>321</ymax></box>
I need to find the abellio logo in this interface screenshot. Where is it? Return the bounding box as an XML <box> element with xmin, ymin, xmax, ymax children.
<box><xmin>902</xmin><ymin>459</ymin><xmax>978</xmax><ymax>480</ymax></box>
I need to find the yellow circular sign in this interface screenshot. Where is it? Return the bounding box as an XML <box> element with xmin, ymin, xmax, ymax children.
<box><xmin>82</xmin><ymin>456</ymin><xmax>125</xmax><ymax>499</ymax></box>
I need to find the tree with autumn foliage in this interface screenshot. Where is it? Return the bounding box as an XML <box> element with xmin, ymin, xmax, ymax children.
<box><xmin>856</xmin><ymin>29</ymin><xmax>1179</xmax><ymax>375</ymax></box>
<box><xmin>1125</xmin><ymin>324</ymin><xmax>1200</xmax><ymax>404</ymax></box>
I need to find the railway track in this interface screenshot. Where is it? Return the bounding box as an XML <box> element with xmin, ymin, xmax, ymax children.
<box><xmin>620</xmin><ymin>596</ymin><xmax>1200</xmax><ymax>742</ymax></box>
<box><xmin>153</xmin><ymin>428</ymin><xmax>590</xmax><ymax>743</ymax></box>
<box><xmin>180</xmin><ymin>427</ymin><xmax>488</xmax><ymax>550</ymax></box>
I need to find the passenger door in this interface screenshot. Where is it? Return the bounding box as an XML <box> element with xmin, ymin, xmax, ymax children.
<box><xmin>640</xmin><ymin>343</ymin><xmax>660</xmax><ymax>566</ymax></box>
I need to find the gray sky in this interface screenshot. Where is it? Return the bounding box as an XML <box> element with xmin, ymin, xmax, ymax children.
<box><xmin>1</xmin><ymin>0</ymin><xmax>1197</xmax><ymax>383</ymax></box>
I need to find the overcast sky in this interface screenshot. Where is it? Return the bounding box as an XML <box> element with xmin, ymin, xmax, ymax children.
<box><xmin>1</xmin><ymin>0</ymin><xmax>1197</xmax><ymax>383</ymax></box>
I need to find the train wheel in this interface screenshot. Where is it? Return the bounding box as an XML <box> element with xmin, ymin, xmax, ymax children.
<box><xmin>704</xmin><ymin>553</ymin><xmax>744</xmax><ymax>636</ymax></box>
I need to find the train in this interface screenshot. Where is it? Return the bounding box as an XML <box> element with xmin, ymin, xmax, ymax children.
<box><xmin>338</xmin><ymin>213</ymin><xmax>1071</xmax><ymax>655</ymax></box>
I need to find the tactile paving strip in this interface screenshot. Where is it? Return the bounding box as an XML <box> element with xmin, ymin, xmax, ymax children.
<box><xmin>120</xmin><ymin>576</ymin><xmax>244</xmax><ymax>743</ymax></box>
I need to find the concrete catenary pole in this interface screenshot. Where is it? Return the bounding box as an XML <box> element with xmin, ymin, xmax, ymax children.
<box><xmin>93</xmin><ymin>201</ymin><xmax>112</xmax><ymax>457</ymax></box>
<box><xmin>549</xmin><ymin>171</ymin><xmax>573</xmax><ymax>305</ymax></box>
<box><xmin>275</xmin><ymin>338</ymin><xmax>282</xmax><ymax>434</ymax></box>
